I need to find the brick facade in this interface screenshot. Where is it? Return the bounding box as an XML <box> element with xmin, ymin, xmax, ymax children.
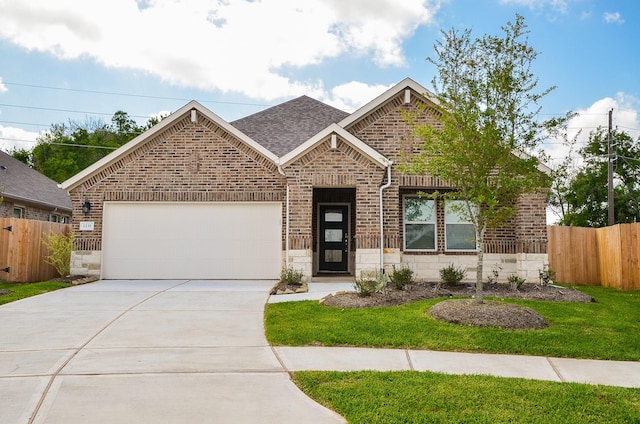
<box><xmin>71</xmin><ymin>112</ymin><xmax>286</xmax><ymax>254</ymax></box>
<box><xmin>66</xmin><ymin>80</ymin><xmax>549</xmax><ymax>280</ymax></box>
<box><xmin>0</xmin><ymin>199</ymin><xmax>70</xmax><ymax>222</ymax></box>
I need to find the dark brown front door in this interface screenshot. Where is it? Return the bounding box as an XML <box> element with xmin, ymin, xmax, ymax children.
<box><xmin>318</xmin><ymin>205</ymin><xmax>349</xmax><ymax>273</ymax></box>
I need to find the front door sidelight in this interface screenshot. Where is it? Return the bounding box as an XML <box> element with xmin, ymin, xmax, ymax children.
<box><xmin>318</xmin><ymin>205</ymin><xmax>349</xmax><ymax>272</ymax></box>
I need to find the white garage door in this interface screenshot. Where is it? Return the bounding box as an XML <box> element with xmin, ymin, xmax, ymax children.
<box><xmin>102</xmin><ymin>202</ymin><xmax>282</xmax><ymax>279</ymax></box>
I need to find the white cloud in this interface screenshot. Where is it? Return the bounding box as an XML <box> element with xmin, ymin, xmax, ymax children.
<box><xmin>0</xmin><ymin>77</ymin><xmax>7</xmax><ymax>93</ymax></box>
<box><xmin>322</xmin><ymin>81</ymin><xmax>394</xmax><ymax>112</ymax></box>
<box><xmin>499</xmin><ymin>0</ymin><xmax>569</xmax><ymax>14</ymax></box>
<box><xmin>544</xmin><ymin>93</ymin><xmax>640</xmax><ymax>169</ymax></box>
<box><xmin>0</xmin><ymin>125</ymin><xmax>41</xmax><ymax>153</ymax></box>
<box><xmin>0</xmin><ymin>0</ymin><xmax>439</xmax><ymax>101</ymax></box>
<box><xmin>603</xmin><ymin>11</ymin><xmax>624</xmax><ymax>24</ymax></box>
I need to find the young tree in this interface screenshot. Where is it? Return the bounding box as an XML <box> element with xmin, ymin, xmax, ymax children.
<box><xmin>405</xmin><ymin>14</ymin><xmax>565</xmax><ymax>303</ymax></box>
<box><xmin>556</xmin><ymin>129</ymin><xmax>640</xmax><ymax>227</ymax></box>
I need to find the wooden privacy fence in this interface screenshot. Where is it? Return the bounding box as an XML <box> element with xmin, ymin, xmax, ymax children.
<box><xmin>548</xmin><ymin>224</ymin><xmax>640</xmax><ymax>290</ymax></box>
<box><xmin>0</xmin><ymin>218</ymin><xmax>71</xmax><ymax>283</ymax></box>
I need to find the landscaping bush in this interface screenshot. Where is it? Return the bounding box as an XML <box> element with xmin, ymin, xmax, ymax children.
<box><xmin>508</xmin><ymin>274</ymin><xmax>526</xmax><ymax>291</ymax></box>
<box><xmin>389</xmin><ymin>265</ymin><xmax>414</xmax><ymax>290</ymax></box>
<box><xmin>538</xmin><ymin>264</ymin><xmax>556</xmax><ymax>286</ymax></box>
<box><xmin>487</xmin><ymin>264</ymin><xmax>502</xmax><ymax>284</ymax></box>
<box><xmin>440</xmin><ymin>263</ymin><xmax>466</xmax><ymax>285</ymax></box>
<box><xmin>280</xmin><ymin>266</ymin><xmax>304</xmax><ymax>285</ymax></box>
<box><xmin>353</xmin><ymin>272</ymin><xmax>386</xmax><ymax>297</ymax></box>
<box><xmin>42</xmin><ymin>231</ymin><xmax>75</xmax><ymax>277</ymax></box>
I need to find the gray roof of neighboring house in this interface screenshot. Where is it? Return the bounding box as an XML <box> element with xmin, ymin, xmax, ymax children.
<box><xmin>230</xmin><ymin>95</ymin><xmax>350</xmax><ymax>156</ymax></box>
<box><xmin>0</xmin><ymin>150</ymin><xmax>72</xmax><ymax>212</ymax></box>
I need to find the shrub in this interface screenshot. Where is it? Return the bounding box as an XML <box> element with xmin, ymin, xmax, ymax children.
<box><xmin>508</xmin><ymin>274</ymin><xmax>526</xmax><ymax>291</ymax></box>
<box><xmin>539</xmin><ymin>264</ymin><xmax>556</xmax><ymax>286</ymax></box>
<box><xmin>389</xmin><ymin>265</ymin><xmax>414</xmax><ymax>290</ymax></box>
<box><xmin>42</xmin><ymin>231</ymin><xmax>75</xmax><ymax>277</ymax></box>
<box><xmin>440</xmin><ymin>263</ymin><xmax>467</xmax><ymax>285</ymax></box>
<box><xmin>353</xmin><ymin>272</ymin><xmax>386</xmax><ymax>297</ymax></box>
<box><xmin>487</xmin><ymin>264</ymin><xmax>502</xmax><ymax>284</ymax></box>
<box><xmin>280</xmin><ymin>266</ymin><xmax>304</xmax><ymax>286</ymax></box>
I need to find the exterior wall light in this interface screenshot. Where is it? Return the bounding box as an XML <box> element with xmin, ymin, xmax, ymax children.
<box><xmin>82</xmin><ymin>201</ymin><xmax>92</xmax><ymax>214</ymax></box>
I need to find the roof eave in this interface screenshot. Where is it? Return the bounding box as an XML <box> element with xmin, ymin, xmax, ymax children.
<box><xmin>1</xmin><ymin>192</ymin><xmax>72</xmax><ymax>213</ymax></box>
<box><xmin>278</xmin><ymin>124</ymin><xmax>390</xmax><ymax>169</ymax></box>
<box><xmin>61</xmin><ymin>101</ymin><xmax>279</xmax><ymax>191</ymax></box>
<box><xmin>338</xmin><ymin>77</ymin><xmax>438</xmax><ymax>128</ymax></box>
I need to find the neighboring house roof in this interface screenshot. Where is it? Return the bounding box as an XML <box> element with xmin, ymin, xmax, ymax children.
<box><xmin>230</xmin><ymin>95</ymin><xmax>349</xmax><ymax>156</ymax></box>
<box><xmin>0</xmin><ymin>150</ymin><xmax>72</xmax><ymax>212</ymax></box>
<box><xmin>61</xmin><ymin>100</ymin><xmax>279</xmax><ymax>191</ymax></box>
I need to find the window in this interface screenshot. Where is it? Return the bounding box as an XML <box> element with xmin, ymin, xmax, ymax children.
<box><xmin>50</xmin><ymin>214</ymin><xmax>59</xmax><ymax>223</ymax></box>
<box><xmin>13</xmin><ymin>207</ymin><xmax>24</xmax><ymax>219</ymax></box>
<box><xmin>403</xmin><ymin>197</ymin><xmax>436</xmax><ymax>251</ymax></box>
<box><xmin>445</xmin><ymin>200</ymin><xmax>476</xmax><ymax>251</ymax></box>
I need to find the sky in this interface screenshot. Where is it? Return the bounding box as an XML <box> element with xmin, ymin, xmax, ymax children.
<box><xmin>0</xmin><ymin>0</ymin><xmax>638</xmax><ymax>171</ymax></box>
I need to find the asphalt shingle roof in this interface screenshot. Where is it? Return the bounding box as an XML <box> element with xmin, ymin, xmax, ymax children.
<box><xmin>230</xmin><ymin>95</ymin><xmax>349</xmax><ymax>156</ymax></box>
<box><xmin>0</xmin><ymin>150</ymin><xmax>72</xmax><ymax>212</ymax></box>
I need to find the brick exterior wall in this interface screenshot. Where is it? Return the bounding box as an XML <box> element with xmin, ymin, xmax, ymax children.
<box><xmin>68</xmin><ymin>89</ymin><xmax>549</xmax><ymax>279</ymax></box>
<box><xmin>0</xmin><ymin>199</ymin><xmax>70</xmax><ymax>222</ymax></box>
<box><xmin>344</xmin><ymin>90</ymin><xmax>548</xmax><ymax>257</ymax></box>
<box><xmin>70</xmin><ymin>111</ymin><xmax>286</xmax><ymax>253</ymax></box>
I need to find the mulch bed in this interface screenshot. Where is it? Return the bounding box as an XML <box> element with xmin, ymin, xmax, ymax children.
<box><xmin>321</xmin><ymin>281</ymin><xmax>594</xmax><ymax>308</ymax></box>
<box><xmin>319</xmin><ymin>281</ymin><xmax>594</xmax><ymax>330</ymax></box>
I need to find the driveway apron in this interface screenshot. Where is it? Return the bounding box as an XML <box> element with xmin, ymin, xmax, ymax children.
<box><xmin>0</xmin><ymin>280</ymin><xmax>345</xmax><ymax>424</ymax></box>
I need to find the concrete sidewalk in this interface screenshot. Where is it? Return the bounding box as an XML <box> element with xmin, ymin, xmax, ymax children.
<box><xmin>268</xmin><ymin>281</ymin><xmax>640</xmax><ymax>389</ymax></box>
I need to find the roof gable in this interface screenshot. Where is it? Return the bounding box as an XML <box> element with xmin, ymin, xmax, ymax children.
<box><xmin>230</xmin><ymin>96</ymin><xmax>349</xmax><ymax>156</ymax></box>
<box><xmin>61</xmin><ymin>101</ymin><xmax>278</xmax><ymax>191</ymax></box>
<box><xmin>0</xmin><ymin>150</ymin><xmax>71</xmax><ymax>211</ymax></box>
<box><xmin>339</xmin><ymin>77</ymin><xmax>438</xmax><ymax>129</ymax></box>
<box><xmin>279</xmin><ymin>124</ymin><xmax>390</xmax><ymax>169</ymax></box>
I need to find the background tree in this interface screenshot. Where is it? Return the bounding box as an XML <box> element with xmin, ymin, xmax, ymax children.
<box><xmin>555</xmin><ymin>129</ymin><xmax>640</xmax><ymax>227</ymax></box>
<box><xmin>12</xmin><ymin>111</ymin><xmax>162</xmax><ymax>183</ymax></box>
<box><xmin>403</xmin><ymin>14</ymin><xmax>565</xmax><ymax>303</ymax></box>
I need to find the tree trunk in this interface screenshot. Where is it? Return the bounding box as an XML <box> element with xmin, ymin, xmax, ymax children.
<box><xmin>475</xmin><ymin>226</ymin><xmax>485</xmax><ymax>304</ymax></box>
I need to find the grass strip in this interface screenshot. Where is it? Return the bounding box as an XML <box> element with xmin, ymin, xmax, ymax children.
<box><xmin>0</xmin><ymin>281</ymin><xmax>71</xmax><ymax>305</ymax></box>
<box><xmin>265</xmin><ymin>286</ymin><xmax>640</xmax><ymax>361</ymax></box>
<box><xmin>294</xmin><ymin>370</ymin><xmax>640</xmax><ymax>424</ymax></box>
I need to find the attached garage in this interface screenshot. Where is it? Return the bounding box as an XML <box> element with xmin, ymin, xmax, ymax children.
<box><xmin>101</xmin><ymin>202</ymin><xmax>282</xmax><ymax>280</ymax></box>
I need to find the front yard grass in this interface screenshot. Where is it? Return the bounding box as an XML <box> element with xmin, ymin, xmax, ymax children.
<box><xmin>0</xmin><ymin>281</ymin><xmax>71</xmax><ymax>305</ymax></box>
<box><xmin>294</xmin><ymin>370</ymin><xmax>640</xmax><ymax>424</ymax></box>
<box><xmin>265</xmin><ymin>285</ymin><xmax>640</xmax><ymax>361</ymax></box>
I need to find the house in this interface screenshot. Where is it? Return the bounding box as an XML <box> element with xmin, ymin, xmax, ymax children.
<box><xmin>61</xmin><ymin>78</ymin><xmax>548</xmax><ymax>281</ymax></box>
<box><xmin>0</xmin><ymin>150</ymin><xmax>72</xmax><ymax>222</ymax></box>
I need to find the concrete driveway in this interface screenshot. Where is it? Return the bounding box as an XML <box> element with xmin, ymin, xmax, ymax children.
<box><xmin>0</xmin><ymin>280</ymin><xmax>345</xmax><ymax>424</ymax></box>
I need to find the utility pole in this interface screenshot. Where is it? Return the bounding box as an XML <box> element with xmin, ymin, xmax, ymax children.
<box><xmin>608</xmin><ymin>108</ymin><xmax>614</xmax><ymax>226</ymax></box>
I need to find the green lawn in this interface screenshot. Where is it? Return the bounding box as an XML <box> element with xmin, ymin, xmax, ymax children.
<box><xmin>265</xmin><ymin>285</ymin><xmax>640</xmax><ymax>361</ymax></box>
<box><xmin>294</xmin><ymin>370</ymin><xmax>640</xmax><ymax>424</ymax></box>
<box><xmin>0</xmin><ymin>281</ymin><xmax>71</xmax><ymax>305</ymax></box>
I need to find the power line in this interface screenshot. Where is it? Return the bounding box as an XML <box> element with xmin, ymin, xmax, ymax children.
<box><xmin>2</xmin><ymin>81</ymin><xmax>273</xmax><ymax>107</ymax></box>
<box><xmin>0</xmin><ymin>120</ymin><xmax>50</xmax><ymax>128</ymax></box>
<box><xmin>0</xmin><ymin>103</ymin><xmax>149</xmax><ymax>119</ymax></box>
<box><xmin>0</xmin><ymin>137</ymin><xmax>117</xmax><ymax>149</ymax></box>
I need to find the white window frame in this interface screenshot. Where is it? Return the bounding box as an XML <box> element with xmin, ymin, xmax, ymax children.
<box><xmin>403</xmin><ymin>195</ymin><xmax>437</xmax><ymax>252</ymax></box>
<box><xmin>444</xmin><ymin>200</ymin><xmax>477</xmax><ymax>252</ymax></box>
<box><xmin>13</xmin><ymin>206</ymin><xmax>25</xmax><ymax>219</ymax></box>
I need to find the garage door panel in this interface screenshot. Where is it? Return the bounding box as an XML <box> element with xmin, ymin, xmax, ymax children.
<box><xmin>102</xmin><ymin>202</ymin><xmax>282</xmax><ymax>279</ymax></box>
